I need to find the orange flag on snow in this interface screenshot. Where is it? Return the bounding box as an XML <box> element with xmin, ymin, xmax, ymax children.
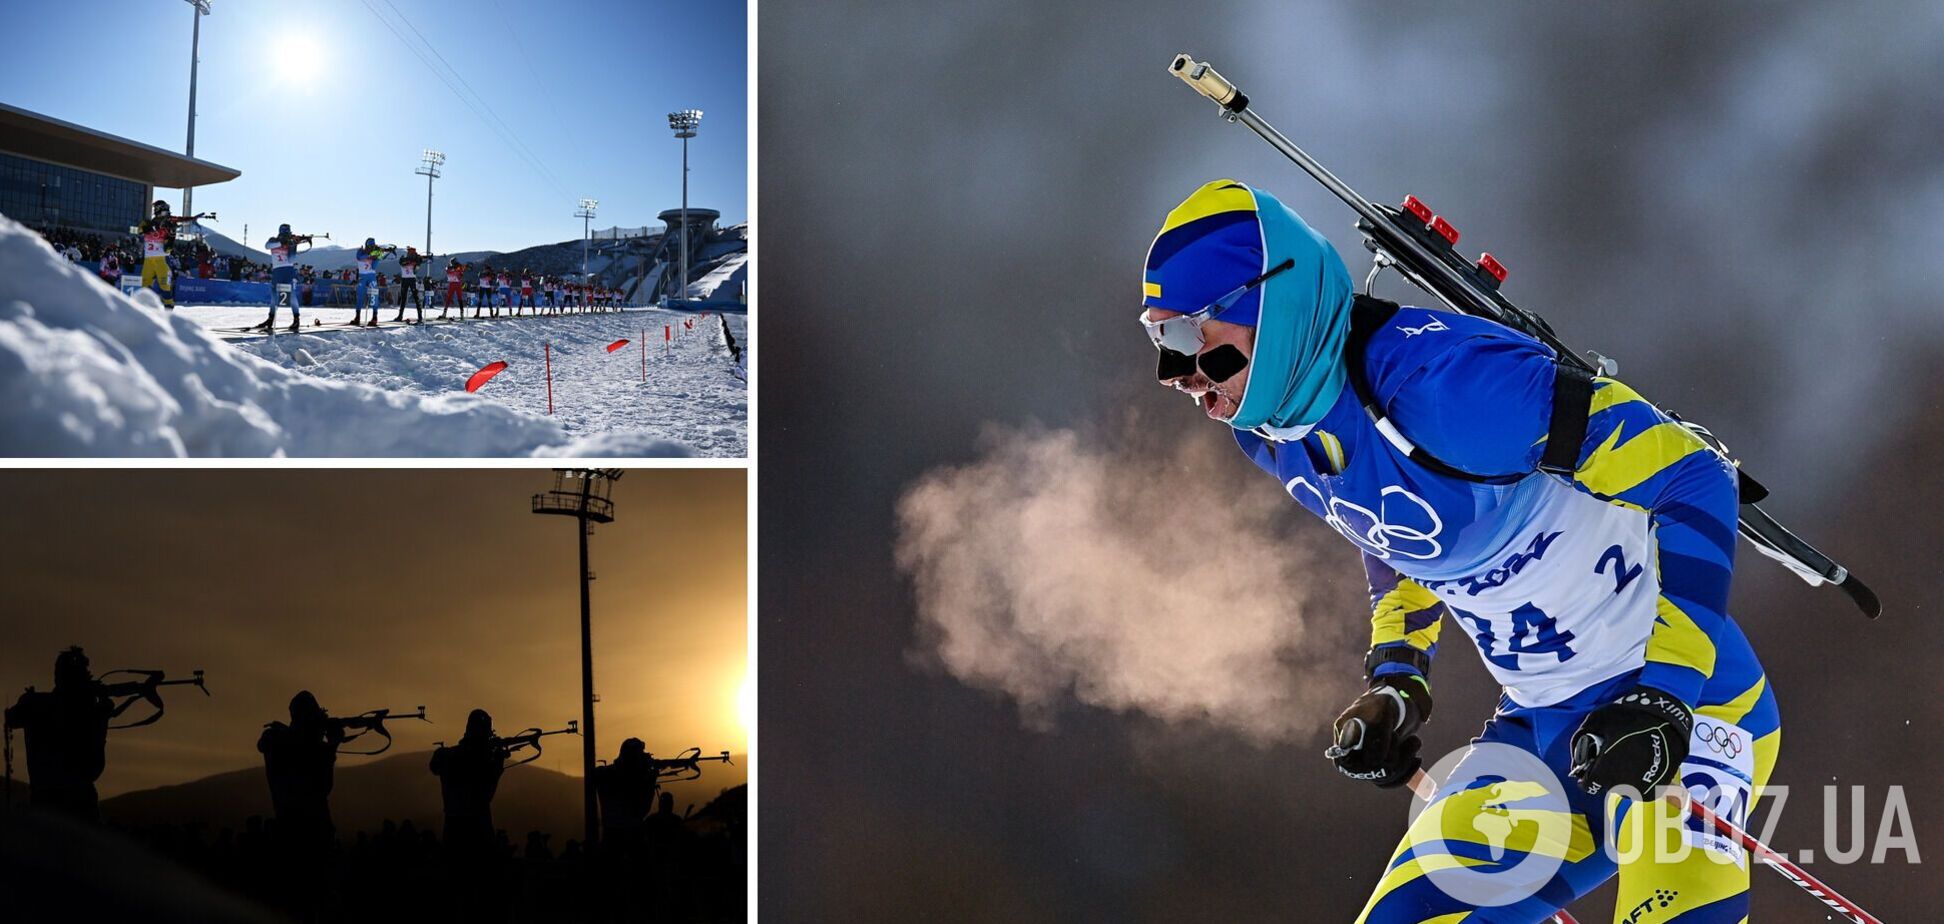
<box><xmin>465</xmin><ymin>361</ymin><xmax>508</xmax><ymax>393</ymax></box>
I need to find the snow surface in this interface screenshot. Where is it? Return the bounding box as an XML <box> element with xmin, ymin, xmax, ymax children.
<box><xmin>0</xmin><ymin>216</ymin><xmax>746</xmax><ymax>457</ymax></box>
<box><xmin>213</xmin><ymin>308</ymin><xmax>747</xmax><ymax>457</ymax></box>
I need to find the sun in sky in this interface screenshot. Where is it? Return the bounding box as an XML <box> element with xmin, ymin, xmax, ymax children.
<box><xmin>268</xmin><ymin>33</ymin><xmax>327</xmax><ymax>91</ymax></box>
<box><xmin>738</xmin><ymin>670</ymin><xmax>753</xmax><ymax>741</ymax></box>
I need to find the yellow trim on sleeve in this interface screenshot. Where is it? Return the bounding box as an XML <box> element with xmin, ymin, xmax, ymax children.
<box><xmin>1576</xmin><ymin>421</ymin><xmax>1708</xmax><ymax>497</ymax></box>
<box><xmin>1644</xmin><ymin>595</ymin><xmax>1717</xmax><ymax>679</ymax></box>
<box><xmin>1142</xmin><ymin>281</ymin><xmax>1162</xmax><ymax>299</ymax></box>
<box><xmin>1371</xmin><ymin>579</ymin><xmax>1443</xmax><ymax>651</ymax></box>
<box><xmin>1696</xmin><ymin>675</ymin><xmax>1767</xmax><ymax>727</ymax></box>
<box><xmin>1588</xmin><ymin>377</ymin><xmax>1650</xmax><ymax>416</ymax></box>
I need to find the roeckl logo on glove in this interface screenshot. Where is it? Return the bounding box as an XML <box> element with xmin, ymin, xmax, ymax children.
<box><xmin>1638</xmin><ymin>736</ymin><xmax>1665</xmax><ymax>786</ymax></box>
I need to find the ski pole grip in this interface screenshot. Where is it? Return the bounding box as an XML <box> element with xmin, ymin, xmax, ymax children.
<box><xmin>1170</xmin><ymin>54</ymin><xmax>1247</xmax><ymax>112</ymax></box>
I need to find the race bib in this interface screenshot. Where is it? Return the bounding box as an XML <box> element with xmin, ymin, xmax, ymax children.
<box><xmin>1416</xmin><ymin>482</ymin><xmax>1660</xmax><ymax>707</ymax></box>
<box><xmin>1680</xmin><ymin>716</ymin><xmax>1757</xmax><ymax>865</ymax></box>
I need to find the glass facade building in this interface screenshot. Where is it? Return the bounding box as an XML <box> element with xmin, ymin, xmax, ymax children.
<box><xmin>0</xmin><ymin>152</ymin><xmax>149</xmax><ymax>235</ymax></box>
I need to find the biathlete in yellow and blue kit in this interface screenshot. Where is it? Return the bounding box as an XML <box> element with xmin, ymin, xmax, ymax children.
<box><xmin>1142</xmin><ymin>180</ymin><xmax>1777</xmax><ymax>923</ymax></box>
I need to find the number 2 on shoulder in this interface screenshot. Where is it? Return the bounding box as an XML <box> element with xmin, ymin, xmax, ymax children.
<box><xmin>1595</xmin><ymin>544</ymin><xmax>1643</xmax><ymax>594</ymax></box>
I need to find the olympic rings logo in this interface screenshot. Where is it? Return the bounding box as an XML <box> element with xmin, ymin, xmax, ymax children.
<box><xmin>1285</xmin><ymin>478</ymin><xmax>1444</xmax><ymax>560</ymax></box>
<box><xmin>1696</xmin><ymin>721</ymin><xmax>1744</xmax><ymax>758</ymax></box>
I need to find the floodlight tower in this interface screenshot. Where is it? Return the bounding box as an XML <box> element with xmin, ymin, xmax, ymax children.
<box><xmin>531</xmin><ymin>469</ymin><xmax>623</xmax><ymax>849</ymax></box>
<box><xmin>181</xmin><ymin>0</ymin><xmax>212</xmax><ymax>217</ymax></box>
<box><xmin>575</xmin><ymin>199</ymin><xmax>599</xmax><ymax>282</ymax></box>
<box><xmin>415</xmin><ymin>150</ymin><xmax>444</xmax><ymax>256</ymax></box>
<box><xmin>667</xmin><ymin>109</ymin><xmax>703</xmax><ymax>305</ymax></box>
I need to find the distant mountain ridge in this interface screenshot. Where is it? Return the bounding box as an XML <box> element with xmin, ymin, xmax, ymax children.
<box><xmin>98</xmin><ymin>749</ymin><xmax>746</xmax><ymax>841</ymax></box>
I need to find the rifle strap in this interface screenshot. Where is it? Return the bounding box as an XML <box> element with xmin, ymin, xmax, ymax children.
<box><xmin>1345</xmin><ymin>295</ymin><xmax>1595</xmax><ymax>484</ymax></box>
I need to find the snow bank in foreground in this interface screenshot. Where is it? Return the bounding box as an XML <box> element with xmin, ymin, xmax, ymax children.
<box><xmin>0</xmin><ymin>216</ymin><xmax>693</xmax><ymax>457</ymax></box>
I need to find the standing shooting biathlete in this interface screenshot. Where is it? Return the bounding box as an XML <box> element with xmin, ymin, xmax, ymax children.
<box><xmin>1142</xmin><ymin>180</ymin><xmax>1779</xmax><ymax>922</ymax></box>
<box><xmin>442</xmin><ymin>257</ymin><xmax>465</xmax><ymax>320</ymax></box>
<box><xmin>350</xmin><ymin>237</ymin><xmax>396</xmax><ymax>327</ymax></box>
<box><xmin>135</xmin><ymin>200</ymin><xmax>210</xmax><ymax>310</ymax></box>
<box><xmin>476</xmin><ymin>266</ymin><xmax>495</xmax><ymax>318</ymax></box>
<box><xmin>497</xmin><ymin>269</ymin><xmax>513</xmax><ymax>317</ymax></box>
<box><xmin>393</xmin><ymin>245</ymin><xmax>427</xmax><ymax>323</ymax></box>
<box><xmin>519</xmin><ymin>269</ymin><xmax>535</xmax><ymax>315</ymax></box>
<box><xmin>254</xmin><ymin>223</ymin><xmax>315</xmax><ymax>333</ymax></box>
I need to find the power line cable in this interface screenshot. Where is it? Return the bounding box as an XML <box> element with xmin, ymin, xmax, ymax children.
<box><xmin>377</xmin><ymin>0</ymin><xmax>567</xmax><ymax>194</ymax></box>
<box><xmin>355</xmin><ymin>0</ymin><xmax>568</xmax><ymax>198</ymax></box>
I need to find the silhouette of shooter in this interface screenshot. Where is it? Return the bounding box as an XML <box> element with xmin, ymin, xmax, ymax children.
<box><xmin>430</xmin><ymin>708</ymin><xmax>506</xmax><ymax>852</ymax></box>
<box><xmin>593</xmin><ymin>737</ymin><xmax>659</xmax><ymax>850</ymax></box>
<box><xmin>3</xmin><ymin>647</ymin><xmax>133</xmax><ymax>821</ymax></box>
<box><xmin>257</xmin><ymin>690</ymin><xmax>346</xmax><ymax>847</ymax></box>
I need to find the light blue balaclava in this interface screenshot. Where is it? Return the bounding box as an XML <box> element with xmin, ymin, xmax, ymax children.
<box><xmin>1142</xmin><ymin>179</ymin><xmax>1356</xmax><ymax>432</ymax></box>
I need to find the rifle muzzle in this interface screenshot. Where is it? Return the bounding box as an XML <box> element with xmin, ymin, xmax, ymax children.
<box><xmin>1170</xmin><ymin>54</ymin><xmax>1246</xmax><ymax>112</ymax></box>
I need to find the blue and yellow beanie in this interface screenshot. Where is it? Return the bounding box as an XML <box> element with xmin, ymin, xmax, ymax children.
<box><xmin>1142</xmin><ymin>179</ymin><xmax>1357</xmax><ymax>432</ymax></box>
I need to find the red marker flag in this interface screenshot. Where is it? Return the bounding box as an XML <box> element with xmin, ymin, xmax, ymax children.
<box><xmin>606</xmin><ymin>338</ymin><xmax>631</xmax><ymax>353</ymax></box>
<box><xmin>684</xmin><ymin>319</ymin><xmax>693</xmax><ymax>330</ymax></box>
<box><xmin>465</xmin><ymin>361</ymin><xmax>508</xmax><ymax>393</ymax></box>
<box><xmin>664</xmin><ymin>325</ymin><xmax>671</xmax><ymax>341</ymax></box>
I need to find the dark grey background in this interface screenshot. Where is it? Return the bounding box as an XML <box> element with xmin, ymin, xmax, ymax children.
<box><xmin>760</xmin><ymin>2</ymin><xmax>1941</xmax><ymax>919</ymax></box>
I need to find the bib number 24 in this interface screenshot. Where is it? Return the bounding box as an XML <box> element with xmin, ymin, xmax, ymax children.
<box><xmin>1451</xmin><ymin>603</ymin><xmax>1578</xmax><ymax>670</ymax></box>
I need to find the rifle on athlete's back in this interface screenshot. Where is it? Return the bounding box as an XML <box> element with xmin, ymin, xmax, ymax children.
<box><xmin>1167</xmin><ymin>54</ymin><xmax>1879</xmax><ymax>619</ymax></box>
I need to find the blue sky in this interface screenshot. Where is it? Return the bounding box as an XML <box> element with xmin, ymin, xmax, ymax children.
<box><xmin>1</xmin><ymin>0</ymin><xmax>746</xmax><ymax>254</ymax></box>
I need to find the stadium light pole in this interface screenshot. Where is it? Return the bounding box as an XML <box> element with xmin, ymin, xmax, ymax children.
<box><xmin>181</xmin><ymin>0</ymin><xmax>211</xmax><ymax>218</ymax></box>
<box><xmin>531</xmin><ymin>470</ymin><xmax>623</xmax><ymax>851</ymax></box>
<box><xmin>575</xmin><ymin>198</ymin><xmax>598</xmax><ymax>282</ymax></box>
<box><xmin>415</xmin><ymin>150</ymin><xmax>444</xmax><ymax>257</ymax></box>
<box><xmin>667</xmin><ymin>109</ymin><xmax>702</xmax><ymax>305</ymax></box>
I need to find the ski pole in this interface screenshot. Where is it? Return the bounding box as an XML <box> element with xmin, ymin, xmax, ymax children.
<box><xmin>1408</xmin><ymin>768</ymin><xmax>1880</xmax><ymax>924</ymax></box>
<box><xmin>544</xmin><ymin>341</ymin><xmax>554</xmax><ymax>415</ymax></box>
<box><xmin>1687</xmin><ymin>795</ymin><xmax>1883</xmax><ymax>924</ymax></box>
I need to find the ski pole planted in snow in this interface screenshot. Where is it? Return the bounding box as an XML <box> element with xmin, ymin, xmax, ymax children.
<box><xmin>641</xmin><ymin>329</ymin><xmax>647</xmax><ymax>382</ymax></box>
<box><xmin>665</xmin><ymin>324</ymin><xmax>671</xmax><ymax>360</ymax></box>
<box><xmin>544</xmin><ymin>341</ymin><xmax>553</xmax><ymax>415</ymax></box>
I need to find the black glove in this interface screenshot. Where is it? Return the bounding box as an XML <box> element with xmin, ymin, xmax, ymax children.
<box><xmin>1326</xmin><ymin>673</ymin><xmax>1433</xmax><ymax>788</ymax></box>
<box><xmin>1568</xmin><ymin>686</ymin><xmax>1692</xmax><ymax>796</ymax></box>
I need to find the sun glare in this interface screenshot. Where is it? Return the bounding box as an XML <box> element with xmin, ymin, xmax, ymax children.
<box><xmin>271</xmin><ymin>34</ymin><xmax>325</xmax><ymax>87</ymax></box>
<box><xmin>737</xmin><ymin>672</ymin><xmax>753</xmax><ymax>740</ymax></box>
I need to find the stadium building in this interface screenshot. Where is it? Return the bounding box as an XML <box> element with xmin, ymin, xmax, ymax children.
<box><xmin>0</xmin><ymin>102</ymin><xmax>239</xmax><ymax>235</ymax></box>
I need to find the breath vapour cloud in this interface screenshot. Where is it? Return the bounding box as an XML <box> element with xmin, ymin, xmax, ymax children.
<box><xmin>894</xmin><ymin>421</ymin><xmax>1356</xmax><ymax>743</ymax></box>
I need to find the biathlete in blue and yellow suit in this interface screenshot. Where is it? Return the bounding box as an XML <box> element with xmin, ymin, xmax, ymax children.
<box><xmin>351</xmin><ymin>237</ymin><xmax>397</xmax><ymax>327</ymax></box>
<box><xmin>257</xmin><ymin>223</ymin><xmax>314</xmax><ymax>333</ymax></box>
<box><xmin>1141</xmin><ymin>180</ymin><xmax>1778</xmax><ymax>923</ymax></box>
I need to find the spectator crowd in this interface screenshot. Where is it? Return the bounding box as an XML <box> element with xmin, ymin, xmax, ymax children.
<box><xmin>34</xmin><ymin>222</ymin><xmax>276</xmax><ymax>285</ymax></box>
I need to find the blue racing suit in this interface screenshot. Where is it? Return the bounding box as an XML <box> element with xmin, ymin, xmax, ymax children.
<box><xmin>1238</xmin><ymin>306</ymin><xmax>1777</xmax><ymax>923</ymax></box>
